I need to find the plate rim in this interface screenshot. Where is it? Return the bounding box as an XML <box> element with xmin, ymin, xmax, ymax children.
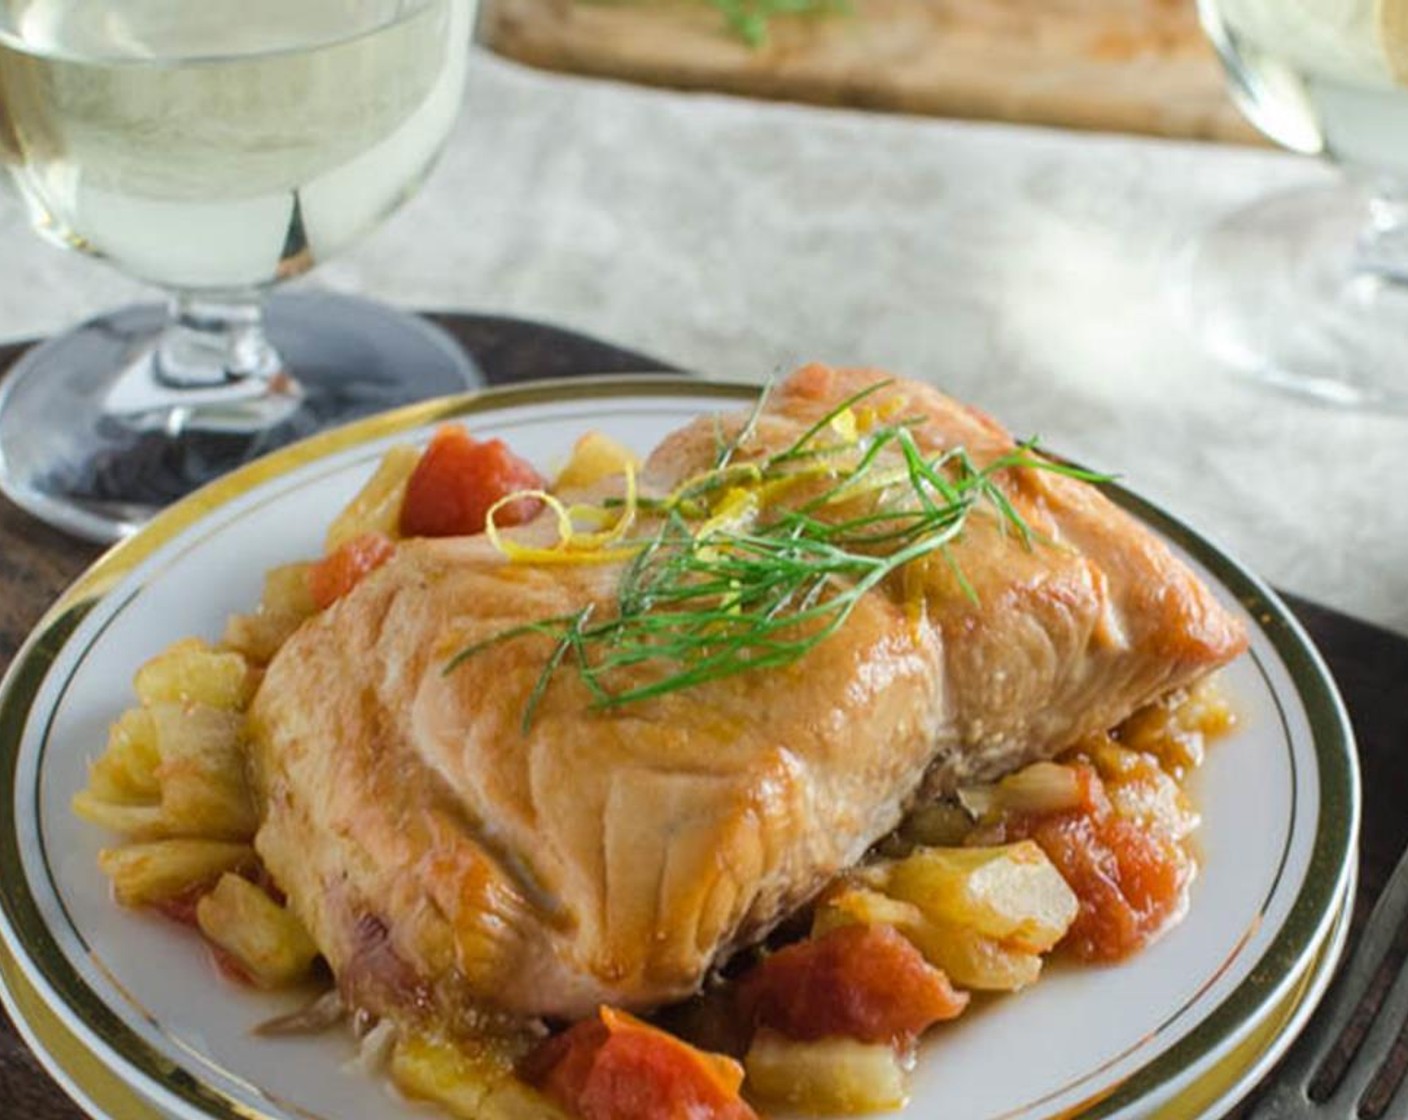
<box><xmin>0</xmin><ymin>374</ymin><xmax>1361</xmax><ymax>1120</ymax></box>
<box><xmin>0</xmin><ymin>856</ymin><xmax>1356</xmax><ymax>1120</ymax></box>
<box><xmin>1076</xmin><ymin>486</ymin><xmax>1359</xmax><ymax>1118</ymax></box>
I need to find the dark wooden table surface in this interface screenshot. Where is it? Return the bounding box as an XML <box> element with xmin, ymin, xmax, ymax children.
<box><xmin>2</xmin><ymin>313</ymin><xmax>1405</xmax><ymax>1118</ymax></box>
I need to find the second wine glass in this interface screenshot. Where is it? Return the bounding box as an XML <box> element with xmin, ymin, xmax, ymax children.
<box><xmin>1190</xmin><ymin>0</ymin><xmax>1408</xmax><ymax>411</ymax></box>
<box><xmin>0</xmin><ymin>0</ymin><xmax>481</xmax><ymax>542</ymax></box>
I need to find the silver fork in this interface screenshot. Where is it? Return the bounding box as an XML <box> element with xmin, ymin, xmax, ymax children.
<box><xmin>1250</xmin><ymin>845</ymin><xmax>1408</xmax><ymax>1119</ymax></box>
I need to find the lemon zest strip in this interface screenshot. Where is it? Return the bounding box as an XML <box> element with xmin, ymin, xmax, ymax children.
<box><xmin>486</xmin><ymin>463</ymin><xmax>640</xmax><ymax>566</ymax></box>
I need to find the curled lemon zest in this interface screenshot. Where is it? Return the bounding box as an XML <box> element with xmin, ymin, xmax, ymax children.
<box><xmin>567</xmin><ymin>504</ymin><xmax>617</xmax><ymax>529</ymax></box>
<box><xmin>696</xmin><ymin>486</ymin><xmax>760</xmax><ymax>539</ymax></box>
<box><xmin>487</xmin><ymin>463</ymin><xmax>640</xmax><ymax>566</ymax></box>
<box><xmin>663</xmin><ymin>461</ymin><xmax>763</xmax><ymax>515</ymax></box>
<box><xmin>854</xmin><ymin>394</ymin><xmax>909</xmax><ymax>434</ymax></box>
<box><xmin>829</xmin><ymin>406</ymin><xmax>858</xmax><ymax>443</ymax></box>
<box><xmin>822</xmin><ymin>463</ymin><xmax>912</xmax><ymax>508</ymax></box>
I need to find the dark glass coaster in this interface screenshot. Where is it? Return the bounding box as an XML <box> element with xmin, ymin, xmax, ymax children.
<box><xmin>0</xmin><ymin>290</ymin><xmax>480</xmax><ymax>543</ymax></box>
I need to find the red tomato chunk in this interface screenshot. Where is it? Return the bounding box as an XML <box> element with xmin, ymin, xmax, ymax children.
<box><xmin>399</xmin><ymin>425</ymin><xmax>545</xmax><ymax>539</ymax></box>
<box><xmin>308</xmin><ymin>532</ymin><xmax>396</xmax><ymax>610</ymax></box>
<box><xmin>739</xmin><ymin>923</ymin><xmax>967</xmax><ymax>1047</ymax></box>
<box><xmin>527</xmin><ymin>1007</ymin><xmax>758</xmax><ymax>1120</ymax></box>
<box><xmin>998</xmin><ymin>770</ymin><xmax>1191</xmax><ymax>962</ymax></box>
<box><xmin>151</xmin><ymin>878</ymin><xmax>259</xmax><ymax>988</ymax></box>
<box><xmin>150</xmin><ymin>883</ymin><xmax>208</xmax><ymax>929</ymax></box>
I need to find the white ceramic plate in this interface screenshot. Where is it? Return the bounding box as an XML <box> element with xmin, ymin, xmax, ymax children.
<box><xmin>0</xmin><ymin>377</ymin><xmax>1359</xmax><ymax>1120</ymax></box>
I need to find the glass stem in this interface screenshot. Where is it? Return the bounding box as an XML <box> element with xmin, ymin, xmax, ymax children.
<box><xmin>101</xmin><ymin>292</ymin><xmax>303</xmax><ymax>435</ymax></box>
<box><xmin>1355</xmin><ymin>178</ymin><xmax>1408</xmax><ymax>285</ymax></box>
<box><xmin>154</xmin><ymin>291</ymin><xmax>284</xmax><ymax>389</ymax></box>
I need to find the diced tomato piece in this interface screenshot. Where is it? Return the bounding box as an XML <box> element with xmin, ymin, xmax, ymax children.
<box><xmin>307</xmin><ymin>532</ymin><xmax>396</xmax><ymax>610</ymax></box>
<box><xmin>1027</xmin><ymin>811</ymin><xmax>1189</xmax><ymax>961</ymax></box>
<box><xmin>151</xmin><ymin>871</ymin><xmax>281</xmax><ymax>988</ymax></box>
<box><xmin>399</xmin><ymin>425</ymin><xmax>545</xmax><ymax>539</ymax></box>
<box><xmin>209</xmin><ymin>944</ymin><xmax>256</xmax><ymax>987</ymax></box>
<box><xmin>738</xmin><ymin>923</ymin><xmax>968</xmax><ymax>1047</ymax></box>
<box><xmin>998</xmin><ymin>772</ymin><xmax>1191</xmax><ymax>962</ymax></box>
<box><xmin>150</xmin><ymin>883</ymin><xmax>209</xmax><ymax>929</ymax></box>
<box><xmin>152</xmin><ymin>890</ymin><xmax>253</xmax><ymax>984</ymax></box>
<box><xmin>525</xmin><ymin>1007</ymin><xmax>758</xmax><ymax>1120</ymax></box>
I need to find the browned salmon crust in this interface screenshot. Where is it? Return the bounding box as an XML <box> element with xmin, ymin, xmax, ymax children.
<box><xmin>247</xmin><ymin>365</ymin><xmax>1246</xmax><ymax>1025</ymax></box>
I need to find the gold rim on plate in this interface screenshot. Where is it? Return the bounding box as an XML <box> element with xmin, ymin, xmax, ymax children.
<box><xmin>0</xmin><ymin>376</ymin><xmax>1360</xmax><ymax>1120</ymax></box>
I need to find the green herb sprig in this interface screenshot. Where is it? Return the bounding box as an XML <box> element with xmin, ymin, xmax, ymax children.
<box><xmin>446</xmin><ymin>382</ymin><xmax>1105</xmax><ymax>729</ymax></box>
<box><xmin>706</xmin><ymin>0</ymin><xmax>850</xmax><ymax>47</ymax></box>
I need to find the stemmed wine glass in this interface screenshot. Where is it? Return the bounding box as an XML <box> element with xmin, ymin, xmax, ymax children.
<box><xmin>1190</xmin><ymin>0</ymin><xmax>1408</xmax><ymax>410</ymax></box>
<box><xmin>0</xmin><ymin>0</ymin><xmax>481</xmax><ymax>542</ymax></box>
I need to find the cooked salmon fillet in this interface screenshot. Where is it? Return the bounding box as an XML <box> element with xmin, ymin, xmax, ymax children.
<box><xmin>247</xmin><ymin>365</ymin><xmax>1246</xmax><ymax>1026</ymax></box>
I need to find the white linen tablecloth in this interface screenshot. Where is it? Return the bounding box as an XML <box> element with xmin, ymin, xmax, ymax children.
<box><xmin>2</xmin><ymin>49</ymin><xmax>1402</xmax><ymax>637</ymax></box>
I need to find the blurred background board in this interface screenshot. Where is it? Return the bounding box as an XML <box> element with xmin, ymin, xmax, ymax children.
<box><xmin>480</xmin><ymin>0</ymin><xmax>1263</xmax><ymax>143</ymax></box>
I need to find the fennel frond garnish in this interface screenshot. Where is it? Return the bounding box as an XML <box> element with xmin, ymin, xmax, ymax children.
<box><xmin>446</xmin><ymin>382</ymin><xmax>1104</xmax><ymax>727</ymax></box>
<box><xmin>706</xmin><ymin>0</ymin><xmax>850</xmax><ymax>47</ymax></box>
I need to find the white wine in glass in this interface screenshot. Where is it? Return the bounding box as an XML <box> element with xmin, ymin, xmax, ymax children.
<box><xmin>1193</xmin><ymin>0</ymin><xmax>1408</xmax><ymax>409</ymax></box>
<box><xmin>0</xmin><ymin>0</ymin><xmax>480</xmax><ymax>541</ymax></box>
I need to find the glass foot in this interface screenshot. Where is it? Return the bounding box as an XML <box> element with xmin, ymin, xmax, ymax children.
<box><xmin>0</xmin><ymin>290</ymin><xmax>480</xmax><ymax>543</ymax></box>
<box><xmin>1181</xmin><ymin>180</ymin><xmax>1408</xmax><ymax>412</ymax></box>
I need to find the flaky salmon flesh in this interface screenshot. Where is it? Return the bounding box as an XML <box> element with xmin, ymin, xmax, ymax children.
<box><xmin>247</xmin><ymin>364</ymin><xmax>1246</xmax><ymax>1026</ymax></box>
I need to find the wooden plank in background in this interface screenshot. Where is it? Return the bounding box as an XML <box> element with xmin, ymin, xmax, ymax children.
<box><xmin>481</xmin><ymin>0</ymin><xmax>1264</xmax><ymax>144</ymax></box>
